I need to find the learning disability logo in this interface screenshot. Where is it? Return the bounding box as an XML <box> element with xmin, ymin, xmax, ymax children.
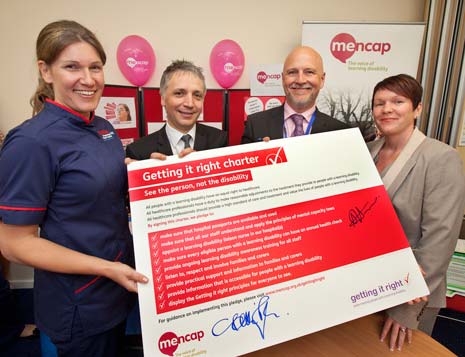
<box><xmin>330</xmin><ymin>33</ymin><xmax>391</xmax><ymax>63</ymax></box>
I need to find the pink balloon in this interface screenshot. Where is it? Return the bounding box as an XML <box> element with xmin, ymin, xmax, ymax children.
<box><xmin>117</xmin><ymin>35</ymin><xmax>155</xmax><ymax>86</ymax></box>
<box><xmin>209</xmin><ymin>39</ymin><xmax>245</xmax><ymax>89</ymax></box>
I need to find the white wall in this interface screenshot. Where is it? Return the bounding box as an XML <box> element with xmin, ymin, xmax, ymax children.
<box><xmin>0</xmin><ymin>0</ymin><xmax>425</xmax><ymax>285</ymax></box>
<box><xmin>0</xmin><ymin>0</ymin><xmax>424</xmax><ymax>133</ymax></box>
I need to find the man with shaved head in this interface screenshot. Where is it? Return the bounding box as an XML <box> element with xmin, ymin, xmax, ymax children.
<box><xmin>241</xmin><ymin>46</ymin><xmax>348</xmax><ymax>143</ymax></box>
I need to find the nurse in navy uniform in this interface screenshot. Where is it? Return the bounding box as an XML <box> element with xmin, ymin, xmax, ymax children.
<box><xmin>0</xmin><ymin>20</ymin><xmax>148</xmax><ymax>356</ymax></box>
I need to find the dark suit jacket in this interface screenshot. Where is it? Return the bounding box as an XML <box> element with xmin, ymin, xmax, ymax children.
<box><xmin>126</xmin><ymin>123</ymin><xmax>228</xmax><ymax>160</ymax></box>
<box><xmin>241</xmin><ymin>105</ymin><xmax>349</xmax><ymax>144</ymax></box>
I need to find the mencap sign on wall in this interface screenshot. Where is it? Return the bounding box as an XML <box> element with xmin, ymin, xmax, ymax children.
<box><xmin>302</xmin><ymin>22</ymin><xmax>425</xmax><ymax>138</ymax></box>
<box><xmin>250</xmin><ymin>64</ymin><xmax>285</xmax><ymax>96</ymax></box>
<box><xmin>330</xmin><ymin>33</ymin><xmax>392</xmax><ymax>63</ymax></box>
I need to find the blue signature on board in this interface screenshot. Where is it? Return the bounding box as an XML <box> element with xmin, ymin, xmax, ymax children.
<box><xmin>211</xmin><ymin>295</ymin><xmax>279</xmax><ymax>340</ymax></box>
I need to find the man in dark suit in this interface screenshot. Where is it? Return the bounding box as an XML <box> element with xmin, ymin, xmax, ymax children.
<box><xmin>126</xmin><ymin>60</ymin><xmax>228</xmax><ymax>160</ymax></box>
<box><xmin>241</xmin><ymin>46</ymin><xmax>348</xmax><ymax>143</ymax></box>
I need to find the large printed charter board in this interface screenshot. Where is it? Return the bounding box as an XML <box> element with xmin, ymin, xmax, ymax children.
<box><xmin>128</xmin><ymin>128</ymin><xmax>428</xmax><ymax>357</ymax></box>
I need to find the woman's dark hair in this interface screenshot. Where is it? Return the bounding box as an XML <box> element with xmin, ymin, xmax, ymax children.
<box><xmin>118</xmin><ymin>103</ymin><xmax>132</xmax><ymax>121</ymax></box>
<box><xmin>371</xmin><ymin>74</ymin><xmax>423</xmax><ymax>110</ymax></box>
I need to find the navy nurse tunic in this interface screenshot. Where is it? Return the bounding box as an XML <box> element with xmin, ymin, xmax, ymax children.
<box><xmin>0</xmin><ymin>100</ymin><xmax>135</xmax><ymax>342</ymax></box>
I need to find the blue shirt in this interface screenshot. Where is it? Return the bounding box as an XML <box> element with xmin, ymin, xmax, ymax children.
<box><xmin>0</xmin><ymin>101</ymin><xmax>135</xmax><ymax>340</ymax></box>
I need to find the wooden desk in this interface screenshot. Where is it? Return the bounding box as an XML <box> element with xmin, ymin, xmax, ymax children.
<box><xmin>242</xmin><ymin>313</ymin><xmax>454</xmax><ymax>356</ymax></box>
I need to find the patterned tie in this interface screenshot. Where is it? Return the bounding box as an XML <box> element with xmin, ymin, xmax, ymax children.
<box><xmin>180</xmin><ymin>134</ymin><xmax>191</xmax><ymax>149</ymax></box>
<box><xmin>290</xmin><ymin>114</ymin><xmax>305</xmax><ymax>137</ymax></box>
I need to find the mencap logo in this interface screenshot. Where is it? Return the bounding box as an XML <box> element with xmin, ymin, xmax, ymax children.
<box><xmin>256</xmin><ymin>71</ymin><xmax>281</xmax><ymax>84</ymax></box>
<box><xmin>126</xmin><ymin>57</ymin><xmax>137</xmax><ymax>68</ymax></box>
<box><xmin>126</xmin><ymin>57</ymin><xmax>149</xmax><ymax>69</ymax></box>
<box><xmin>158</xmin><ymin>330</ymin><xmax>205</xmax><ymax>356</ymax></box>
<box><xmin>224</xmin><ymin>62</ymin><xmax>243</xmax><ymax>73</ymax></box>
<box><xmin>330</xmin><ymin>33</ymin><xmax>392</xmax><ymax>63</ymax></box>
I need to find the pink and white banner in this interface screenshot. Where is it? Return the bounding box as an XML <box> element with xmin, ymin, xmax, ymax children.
<box><xmin>128</xmin><ymin>128</ymin><xmax>428</xmax><ymax>357</ymax></box>
<box><xmin>302</xmin><ymin>22</ymin><xmax>425</xmax><ymax>139</ymax></box>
